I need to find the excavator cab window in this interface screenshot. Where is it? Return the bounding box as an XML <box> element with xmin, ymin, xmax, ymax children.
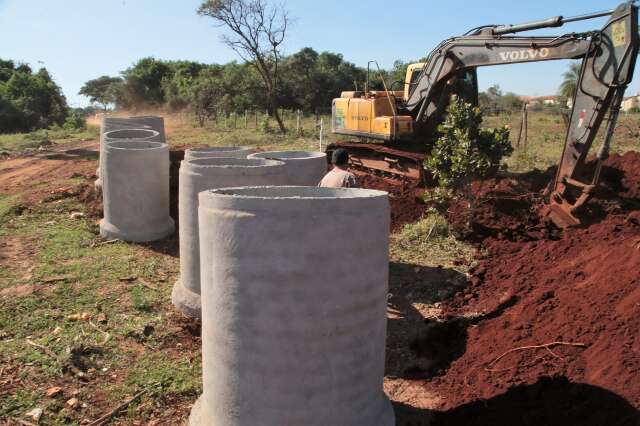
<box><xmin>451</xmin><ymin>69</ymin><xmax>478</xmax><ymax>106</ymax></box>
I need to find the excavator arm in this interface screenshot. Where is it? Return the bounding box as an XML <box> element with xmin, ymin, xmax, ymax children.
<box><xmin>404</xmin><ymin>2</ymin><xmax>639</xmax><ymax>227</ymax></box>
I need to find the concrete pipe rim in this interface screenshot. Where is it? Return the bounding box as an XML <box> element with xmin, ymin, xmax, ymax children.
<box><xmin>186</xmin><ymin>146</ymin><xmax>250</xmax><ymax>154</ymax></box>
<box><xmin>103</xmin><ymin>128</ymin><xmax>160</xmax><ymax>141</ymax></box>
<box><xmin>203</xmin><ymin>185</ymin><xmax>388</xmax><ymax>200</ymax></box>
<box><xmin>185</xmin><ymin>158</ymin><xmax>283</xmax><ymax>169</ymax></box>
<box><xmin>248</xmin><ymin>150</ymin><xmax>326</xmax><ymax>160</ymax></box>
<box><xmin>106</xmin><ymin>140</ymin><xmax>167</xmax><ymax>151</ymax></box>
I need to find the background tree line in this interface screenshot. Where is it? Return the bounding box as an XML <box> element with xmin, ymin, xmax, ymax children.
<box><xmin>79</xmin><ymin>48</ymin><xmax>371</xmax><ymax>124</ymax></box>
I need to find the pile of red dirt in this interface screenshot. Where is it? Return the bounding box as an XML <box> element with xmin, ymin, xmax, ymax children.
<box><xmin>357</xmin><ymin>173</ymin><xmax>427</xmax><ymax>231</ymax></box>
<box><xmin>415</xmin><ymin>151</ymin><xmax>640</xmax><ymax>425</ymax></box>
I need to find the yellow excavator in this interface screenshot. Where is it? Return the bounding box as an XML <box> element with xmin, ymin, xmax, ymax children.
<box><xmin>328</xmin><ymin>2</ymin><xmax>639</xmax><ymax>228</ymax></box>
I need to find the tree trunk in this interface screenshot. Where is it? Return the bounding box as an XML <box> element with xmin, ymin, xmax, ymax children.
<box><xmin>270</xmin><ymin>93</ymin><xmax>286</xmax><ymax>133</ymax></box>
<box><xmin>273</xmin><ymin>107</ymin><xmax>286</xmax><ymax>133</ymax></box>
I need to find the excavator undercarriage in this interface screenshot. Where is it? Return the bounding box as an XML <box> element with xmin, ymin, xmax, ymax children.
<box><xmin>329</xmin><ymin>2</ymin><xmax>639</xmax><ymax>228</ymax></box>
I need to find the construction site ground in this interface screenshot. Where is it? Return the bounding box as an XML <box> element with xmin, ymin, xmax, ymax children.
<box><xmin>1</xmin><ymin>112</ymin><xmax>639</xmax><ymax>425</ymax></box>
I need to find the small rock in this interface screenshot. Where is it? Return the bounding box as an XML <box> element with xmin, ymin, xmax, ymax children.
<box><xmin>25</xmin><ymin>407</ymin><xmax>43</xmax><ymax>421</ymax></box>
<box><xmin>52</xmin><ymin>326</ymin><xmax>62</xmax><ymax>335</ymax></box>
<box><xmin>119</xmin><ymin>276</ymin><xmax>137</xmax><ymax>282</ymax></box>
<box><xmin>66</xmin><ymin>397</ymin><xmax>79</xmax><ymax>409</ymax></box>
<box><xmin>47</xmin><ymin>386</ymin><xmax>63</xmax><ymax>397</ymax></box>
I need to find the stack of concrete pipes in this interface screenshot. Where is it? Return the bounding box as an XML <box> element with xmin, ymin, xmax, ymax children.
<box><xmin>95</xmin><ymin>116</ymin><xmax>166</xmax><ymax>190</ymax></box>
<box><xmin>98</xmin><ymin>116</ymin><xmax>174</xmax><ymax>242</ymax></box>
<box><xmin>172</xmin><ymin>148</ymin><xmax>329</xmax><ymax>318</ymax></box>
<box><xmin>95</xmin><ymin>119</ymin><xmax>393</xmax><ymax>424</ymax></box>
<box><xmin>168</xmin><ymin>149</ymin><xmax>393</xmax><ymax>425</ymax></box>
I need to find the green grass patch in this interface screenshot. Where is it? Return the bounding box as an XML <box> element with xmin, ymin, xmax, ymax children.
<box><xmin>390</xmin><ymin>211</ymin><xmax>475</xmax><ymax>272</ymax></box>
<box><xmin>115</xmin><ymin>353</ymin><xmax>201</xmax><ymax>399</ymax></box>
<box><xmin>0</xmin><ymin>124</ymin><xmax>99</xmax><ymax>152</ymax></box>
<box><xmin>0</xmin><ymin>389</ymin><xmax>40</xmax><ymax>419</ymax></box>
<box><xmin>0</xmin><ymin>194</ymin><xmax>19</xmax><ymax>224</ymax></box>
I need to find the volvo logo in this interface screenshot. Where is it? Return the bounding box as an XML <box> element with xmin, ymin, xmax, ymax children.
<box><xmin>499</xmin><ymin>48</ymin><xmax>550</xmax><ymax>62</ymax></box>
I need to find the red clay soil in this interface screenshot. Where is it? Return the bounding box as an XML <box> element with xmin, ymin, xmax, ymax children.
<box><xmin>409</xmin><ymin>152</ymin><xmax>640</xmax><ymax>425</ymax></box>
<box><xmin>357</xmin><ymin>172</ymin><xmax>427</xmax><ymax>231</ymax></box>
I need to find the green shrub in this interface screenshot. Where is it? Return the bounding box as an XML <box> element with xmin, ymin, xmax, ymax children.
<box><xmin>63</xmin><ymin>110</ymin><xmax>86</xmax><ymax>130</ymax></box>
<box><xmin>425</xmin><ymin>95</ymin><xmax>513</xmax><ymax>189</ymax></box>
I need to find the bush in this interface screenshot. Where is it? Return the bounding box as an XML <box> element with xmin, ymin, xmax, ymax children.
<box><xmin>63</xmin><ymin>111</ymin><xmax>86</xmax><ymax>130</ymax></box>
<box><xmin>425</xmin><ymin>95</ymin><xmax>513</xmax><ymax>189</ymax></box>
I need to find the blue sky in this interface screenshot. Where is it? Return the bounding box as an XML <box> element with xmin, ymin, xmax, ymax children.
<box><xmin>1</xmin><ymin>0</ymin><xmax>636</xmax><ymax>107</ymax></box>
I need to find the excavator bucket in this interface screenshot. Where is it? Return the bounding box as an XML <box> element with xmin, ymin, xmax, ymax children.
<box><xmin>540</xmin><ymin>200</ymin><xmax>582</xmax><ymax>229</ymax></box>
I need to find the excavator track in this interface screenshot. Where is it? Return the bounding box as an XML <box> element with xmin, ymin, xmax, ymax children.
<box><xmin>326</xmin><ymin>141</ymin><xmax>428</xmax><ymax>185</ymax></box>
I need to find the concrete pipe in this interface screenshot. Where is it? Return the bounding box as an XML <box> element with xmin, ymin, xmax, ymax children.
<box><xmin>172</xmin><ymin>158</ymin><xmax>287</xmax><ymax>319</ymax></box>
<box><xmin>99</xmin><ymin>140</ymin><xmax>174</xmax><ymax>242</ymax></box>
<box><xmin>184</xmin><ymin>146</ymin><xmax>252</xmax><ymax>161</ymax></box>
<box><xmin>191</xmin><ymin>186</ymin><xmax>394</xmax><ymax>426</ymax></box>
<box><xmin>247</xmin><ymin>150</ymin><xmax>327</xmax><ymax>186</ymax></box>
<box><xmin>102</xmin><ymin>116</ymin><xmax>166</xmax><ymax>142</ymax></box>
<box><xmin>95</xmin><ymin>128</ymin><xmax>161</xmax><ymax>190</ymax></box>
<box><xmin>95</xmin><ymin>116</ymin><xmax>165</xmax><ymax>189</ymax></box>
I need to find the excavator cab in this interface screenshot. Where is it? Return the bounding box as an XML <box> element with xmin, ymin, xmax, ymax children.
<box><xmin>331</xmin><ymin>63</ymin><xmax>477</xmax><ymax>142</ymax></box>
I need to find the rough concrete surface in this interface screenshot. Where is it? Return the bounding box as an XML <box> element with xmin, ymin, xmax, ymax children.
<box><xmin>172</xmin><ymin>158</ymin><xmax>287</xmax><ymax>318</ymax></box>
<box><xmin>183</xmin><ymin>147</ymin><xmax>252</xmax><ymax>161</ymax></box>
<box><xmin>247</xmin><ymin>151</ymin><xmax>327</xmax><ymax>186</ymax></box>
<box><xmin>99</xmin><ymin>140</ymin><xmax>174</xmax><ymax>242</ymax></box>
<box><xmin>191</xmin><ymin>186</ymin><xmax>394</xmax><ymax>426</ymax></box>
<box><xmin>96</xmin><ymin>116</ymin><xmax>165</xmax><ymax>189</ymax></box>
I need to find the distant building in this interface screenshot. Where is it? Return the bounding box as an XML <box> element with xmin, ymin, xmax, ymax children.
<box><xmin>518</xmin><ymin>95</ymin><xmax>560</xmax><ymax>107</ymax></box>
<box><xmin>621</xmin><ymin>94</ymin><xmax>640</xmax><ymax>112</ymax></box>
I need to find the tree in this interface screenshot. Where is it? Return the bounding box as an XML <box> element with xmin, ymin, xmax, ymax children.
<box><xmin>425</xmin><ymin>96</ymin><xmax>512</xmax><ymax>189</ymax></box>
<box><xmin>120</xmin><ymin>57</ymin><xmax>173</xmax><ymax>106</ymax></box>
<box><xmin>559</xmin><ymin>62</ymin><xmax>581</xmax><ymax>101</ymax></box>
<box><xmin>79</xmin><ymin>76</ymin><xmax>123</xmax><ymax>111</ymax></box>
<box><xmin>198</xmin><ymin>0</ymin><xmax>290</xmax><ymax>133</ymax></box>
<box><xmin>0</xmin><ymin>60</ymin><xmax>68</xmax><ymax>133</ymax></box>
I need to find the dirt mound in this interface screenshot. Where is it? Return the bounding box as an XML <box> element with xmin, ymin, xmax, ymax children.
<box><xmin>598</xmin><ymin>151</ymin><xmax>640</xmax><ymax>200</ymax></box>
<box><xmin>413</xmin><ymin>151</ymin><xmax>640</xmax><ymax>422</ymax></box>
<box><xmin>357</xmin><ymin>173</ymin><xmax>426</xmax><ymax>231</ymax></box>
<box><xmin>446</xmin><ymin>171</ymin><xmax>551</xmax><ymax>242</ymax></box>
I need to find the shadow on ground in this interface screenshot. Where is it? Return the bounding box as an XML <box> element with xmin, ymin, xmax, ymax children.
<box><xmin>386</xmin><ymin>262</ymin><xmax>468</xmax><ymax>380</ymax></box>
<box><xmin>42</xmin><ymin>148</ymin><xmax>99</xmax><ymax>161</ymax></box>
<box><xmin>393</xmin><ymin>376</ymin><xmax>640</xmax><ymax>426</ymax></box>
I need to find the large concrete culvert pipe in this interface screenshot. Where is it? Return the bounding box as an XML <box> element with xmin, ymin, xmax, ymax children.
<box><xmin>191</xmin><ymin>186</ymin><xmax>394</xmax><ymax>426</ymax></box>
<box><xmin>95</xmin><ymin>128</ymin><xmax>161</xmax><ymax>190</ymax></box>
<box><xmin>172</xmin><ymin>158</ymin><xmax>287</xmax><ymax>318</ymax></box>
<box><xmin>183</xmin><ymin>146</ymin><xmax>252</xmax><ymax>161</ymax></box>
<box><xmin>247</xmin><ymin>150</ymin><xmax>327</xmax><ymax>186</ymax></box>
<box><xmin>95</xmin><ymin>116</ymin><xmax>166</xmax><ymax>189</ymax></box>
<box><xmin>99</xmin><ymin>140</ymin><xmax>174</xmax><ymax>242</ymax></box>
